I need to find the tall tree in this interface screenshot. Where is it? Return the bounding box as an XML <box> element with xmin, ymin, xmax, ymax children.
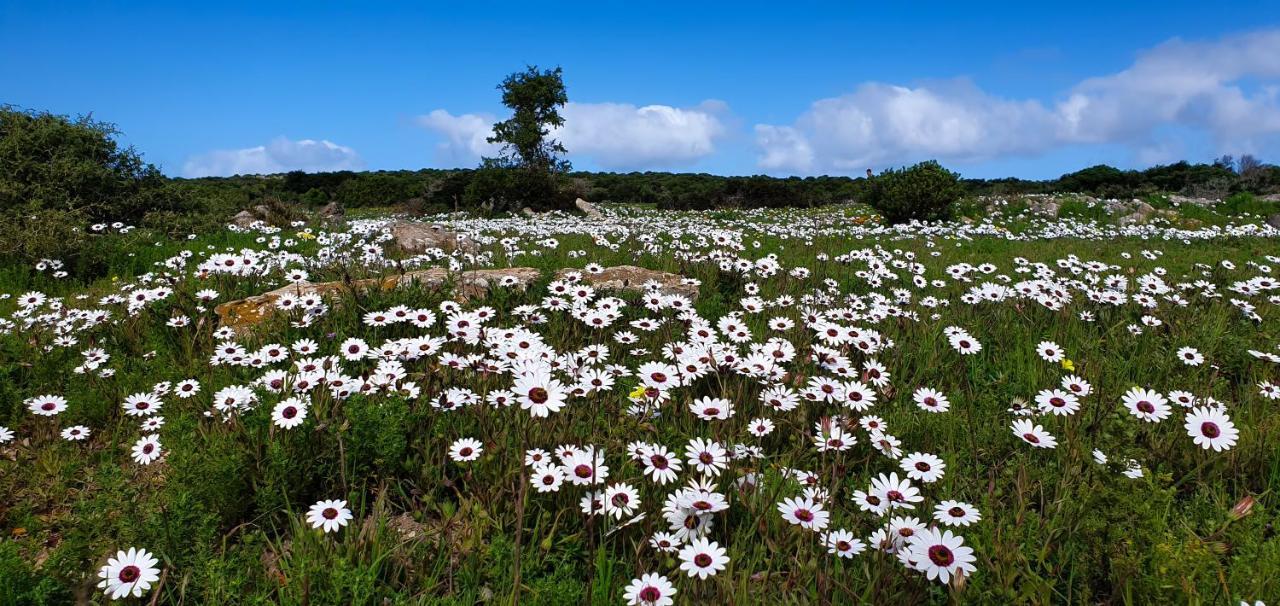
<box><xmin>485</xmin><ymin>66</ymin><xmax>571</xmax><ymax>174</ymax></box>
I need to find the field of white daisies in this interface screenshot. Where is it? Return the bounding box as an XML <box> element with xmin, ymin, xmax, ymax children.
<box><xmin>1</xmin><ymin>203</ymin><xmax>1278</xmax><ymax>605</ymax></box>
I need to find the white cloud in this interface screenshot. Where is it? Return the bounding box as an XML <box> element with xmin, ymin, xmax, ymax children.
<box><xmin>416</xmin><ymin>100</ymin><xmax>729</xmax><ymax>170</ymax></box>
<box><xmin>414</xmin><ymin>110</ymin><xmax>501</xmax><ymax>163</ymax></box>
<box><xmin>183</xmin><ymin>137</ymin><xmax>363</xmax><ymax>177</ymax></box>
<box><xmin>756</xmin><ymin>29</ymin><xmax>1280</xmax><ymax>174</ymax></box>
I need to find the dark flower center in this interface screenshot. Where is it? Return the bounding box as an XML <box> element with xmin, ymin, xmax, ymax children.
<box><xmin>574</xmin><ymin>464</ymin><xmax>593</xmax><ymax>478</ymax></box>
<box><xmin>1050</xmin><ymin>397</ymin><xmax>1065</xmax><ymax>407</ymax></box>
<box><xmin>650</xmin><ymin>372</ymin><xmax>667</xmax><ymax>383</ymax></box>
<box><xmin>703</xmin><ymin>407</ymin><xmax>720</xmax><ymax>416</ymax></box>
<box><xmin>949</xmin><ymin>507</ymin><xmax>965</xmax><ymax>517</ymax></box>
<box><xmin>1023</xmin><ymin>433</ymin><xmax>1040</xmax><ymax>444</ymax></box>
<box><xmin>322</xmin><ymin>507</ymin><xmax>338</xmax><ymax>519</ymax></box>
<box><xmin>795</xmin><ymin>509</ymin><xmax>814</xmax><ymax>522</ymax></box>
<box><xmin>282</xmin><ymin>406</ymin><xmax>297</xmax><ymax>419</ymax></box>
<box><xmin>694</xmin><ymin>553</ymin><xmax>713</xmax><ymax>567</ymax></box>
<box><xmin>698</xmin><ymin>452</ymin><xmax>714</xmax><ymax>465</ymax></box>
<box><xmin>118</xmin><ymin>565</ymin><xmax>141</xmax><ymax>583</ymax></box>
<box><xmin>1137</xmin><ymin>401</ymin><xmax>1155</xmax><ymax>413</ymax></box>
<box><xmin>927</xmin><ymin>544</ymin><xmax>954</xmax><ymax>567</ymax></box>
<box><xmin>865</xmin><ymin>495</ymin><xmax>881</xmax><ymax>506</ymax></box>
<box><xmin>650</xmin><ymin>455</ymin><xmax>668</xmax><ymax>469</ymax></box>
<box><xmin>527</xmin><ymin>387</ymin><xmax>549</xmax><ymax>404</ymax></box>
<box><xmin>459</xmin><ymin>447</ymin><xmax>473</xmax><ymax>457</ymax></box>
<box><xmin>639</xmin><ymin>587</ymin><xmax>661</xmax><ymax>601</ymax></box>
<box><xmin>887</xmin><ymin>490</ymin><xmax>904</xmax><ymax>502</ymax></box>
<box><xmin>1200</xmin><ymin>422</ymin><xmax>1220</xmax><ymax>438</ymax></box>
<box><xmin>915</xmin><ymin>462</ymin><xmax>931</xmax><ymax>472</ymax></box>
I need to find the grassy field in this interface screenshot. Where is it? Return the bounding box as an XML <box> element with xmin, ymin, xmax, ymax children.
<box><xmin>1</xmin><ymin>205</ymin><xmax>1278</xmax><ymax>605</ymax></box>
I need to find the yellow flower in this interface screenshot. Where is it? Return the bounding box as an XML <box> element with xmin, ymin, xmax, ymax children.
<box><xmin>1061</xmin><ymin>358</ymin><xmax>1075</xmax><ymax>372</ymax></box>
<box><xmin>298</xmin><ymin>232</ymin><xmax>316</xmax><ymax>240</ymax></box>
<box><xmin>628</xmin><ymin>385</ymin><xmax>647</xmax><ymax>400</ymax></box>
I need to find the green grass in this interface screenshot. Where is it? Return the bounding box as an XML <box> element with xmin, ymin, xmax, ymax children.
<box><xmin>0</xmin><ymin>207</ymin><xmax>1278</xmax><ymax>605</ymax></box>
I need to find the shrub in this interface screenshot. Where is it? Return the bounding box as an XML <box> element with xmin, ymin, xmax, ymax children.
<box><xmin>864</xmin><ymin>160</ymin><xmax>963</xmax><ymax>224</ymax></box>
<box><xmin>1219</xmin><ymin>192</ymin><xmax>1280</xmax><ymax>216</ymax></box>
<box><xmin>464</xmin><ymin>166</ymin><xmax>570</xmax><ymax>214</ymax></box>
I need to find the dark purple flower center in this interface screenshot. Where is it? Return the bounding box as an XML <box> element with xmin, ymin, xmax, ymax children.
<box><xmin>1200</xmin><ymin>422</ymin><xmax>1220</xmax><ymax>438</ymax></box>
<box><xmin>118</xmin><ymin>565</ymin><xmax>140</xmax><ymax>583</ymax></box>
<box><xmin>928</xmin><ymin>544</ymin><xmax>954</xmax><ymax>567</ymax></box>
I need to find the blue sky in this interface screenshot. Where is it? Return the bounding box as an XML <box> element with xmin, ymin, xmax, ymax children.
<box><xmin>2</xmin><ymin>1</ymin><xmax>1278</xmax><ymax>179</ymax></box>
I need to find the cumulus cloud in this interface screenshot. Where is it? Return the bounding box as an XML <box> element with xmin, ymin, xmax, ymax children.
<box><xmin>756</xmin><ymin>29</ymin><xmax>1280</xmax><ymax>174</ymax></box>
<box><xmin>183</xmin><ymin>137</ymin><xmax>363</xmax><ymax>177</ymax></box>
<box><xmin>414</xmin><ymin>110</ymin><xmax>501</xmax><ymax>163</ymax></box>
<box><xmin>416</xmin><ymin>100</ymin><xmax>729</xmax><ymax>170</ymax></box>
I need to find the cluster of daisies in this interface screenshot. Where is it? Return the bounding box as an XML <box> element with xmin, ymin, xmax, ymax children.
<box><xmin>2</xmin><ymin>208</ymin><xmax>1278</xmax><ymax>603</ymax></box>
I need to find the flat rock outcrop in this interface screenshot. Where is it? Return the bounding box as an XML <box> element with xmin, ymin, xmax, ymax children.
<box><xmin>388</xmin><ymin>222</ymin><xmax>479</xmax><ymax>254</ymax></box>
<box><xmin>555</xmin><ymin>265</ymin><xmax>698</xmax><ymax>299</ymax></box>
<box><xmin>215</xmin><ymin>267</ymin><xmax>539</xmax><ymax>330</ymax></box>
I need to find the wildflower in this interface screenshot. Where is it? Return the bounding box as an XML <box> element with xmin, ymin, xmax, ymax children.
<box><xmin>96</xmin><ymin>547</ymin><xmax>161</xmax><ymax>600</ymax></box>
<box><xmin>306</xmin><ymin>499</ymin><xmax>353</xmax><ymax>533</ymax></box>
<box><xmin>271</xmin><ymin>398</ymin><xmax>309</xmax><ymax>429</ymax></box>
<box><xmin>677</xmin><ymin>537</ymin><xmax>729</xmax><ymax>579</ymax></box>
<box><xmin>449</xmin><ymin>438</ymin><xmax>484</xmax><ymax>462</ymax></box>
<box><xmin>1122</xmin><ymin>387</ymin><xmax>1171</xmax><ymax>423</ymax></box>
<box><xmin>624</xmin><ymin>573</ymin><xmax>676</xmax><ymax>606</ymax></box>
<box><xmin>131</xmin><ymin>435</ymin><xmax>163</xmax><ymax>464</ymax></box>
<box><xmin>906</xmin><ymin>527</ymin><xmax>977</xmax><ymax>584</ymax></box>
<box><xmin>1011</xmin><ymin>419</ymin><xmax>1057</xmax><ymax>448</ymax></box>
<box><xmin>27</xmin><ymin>394</ymin><xmax>68</xmax><ymax>416</ymax></box>
<box><xmin>934</xmin><ymin>500</ymin><xmax>981</xmax><ymax>527</ymax></box>
<box><xmin>778</xmin><ymin>496</ymin><xmax>830</xmax><ymax>531</ymax></box>
<box><xmin>822</xmin><ymin>529</ymin><xmax>866</xmax><ymax>558</ymax></box>
<box><xmin>1184</xmin><ymin>406</ymin><xmax>1239</xmax><ymax>451</ymax></box>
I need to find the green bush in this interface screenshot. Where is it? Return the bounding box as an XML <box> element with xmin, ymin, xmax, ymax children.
<box><xmin>1218</xmin><ymin>192</ymin><xmax>1280</xmax><ymax>216</ymax></box>
<box><xmin>864</xmin><ymin>160</ymin><xmax>963</xmax><ymax>224</ymax></box>
<box><xmin>464</xmin><ymin>166</ymin><xmax>571</xmax><ymax>214</ymax></box>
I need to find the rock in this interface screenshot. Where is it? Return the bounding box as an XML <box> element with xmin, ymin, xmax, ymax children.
<box><xmin>1117</xmin><ymin>212</ymin><xmax>1147</xmax><ymax>227</ymax></box>
<box><xmin>1168</xmin><ymin>194</ymin><xmax>1218</xmax><ymax>207</ymax></box>
<box><xmin>215</xmin><ymin>267</ymin><xmax>540</xmax><ymax>330</ymax></box>
<box><xmin>388</xmin><ymin>222</ymin><xmax>479</xmax><ymax>254</ymax></box>
<box><xmin>1267</xmin><ymin>214</ymin><xmax>1280</xmax><ymax>229</ymax></box>
<box><xmin>231</xmin><ymin>210</ymin><xmax>258</xmax><ymax>228</ymax></box>
<box><xmin>521</xmin><ymin>207</ymin><xmax>537</xmax><ymax>218</ymax></box>
<box><xmin>555</xmin><ymin>265</ymin><xmax>698</xmax><ymax>299</ymax></box>
<box><xmin>1037</xmin><ymin>201</ymin><xmax>1060</xmax><ymax>218</ymax></box>
<box><xmin>575</xmin><ymin>198</ymin><xmax>604</xmax><ymax>220</ymax></box>
<box><xmin>1133</xmin><ymin>201</ymin><xmax>1156</xmax><ymax>217</ymax></box>
<box><xmin>253</xmin><ymin>204</ymin><xmax>272</xmax><ymax>216</ymax></box>
<box><xmin>1261</xmin><ymin>193</ymin><xmax>1280</xmax><ymax>203</ymax></box>
<box><xmin>318</xmin><ymin>201</ymin><xmax>344</xmax><ymax>221</ymax></box>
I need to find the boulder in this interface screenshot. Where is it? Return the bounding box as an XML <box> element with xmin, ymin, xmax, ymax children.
<box><xmin>555</xmin><ymin>265</ymin><xmax>698</xmax><ymax>299</ymax></box>
<box><xmin>1168</xmin><ymin>194</ymin><xmax>1218</xmax><ymax>207</ymax></box>
<box><xmin>388</xmin><ymin>222</ymin><xmax>478</xmax><ymax>254</ymax></box>
<box><xmin>319</xmin><ymin>201</ymin><xmax>345</xmax><ymax>221</ymax></box>
<box><xmin>215</xmin><ymin>267</ymin><xmax>540</xmax><ymax>330</ymax></box>
<box><xmin>575</xmin><ymin>198</ymin><xmax>604</xmax><ymax>220</ymax></box>
<box><xmin>231</xmin><ymin>210</ymin><xmax>258</xmax><ymax>228</ymax></box>
<box><xmin>1267</xmin><ymin>214</ymin><xmax>1280</xmax><ymax>229</ymax></box>
<box><xmin>1261</xmin><ymin>193</ymin><xmax>1280</xmax><ymax>203</ymax></box>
